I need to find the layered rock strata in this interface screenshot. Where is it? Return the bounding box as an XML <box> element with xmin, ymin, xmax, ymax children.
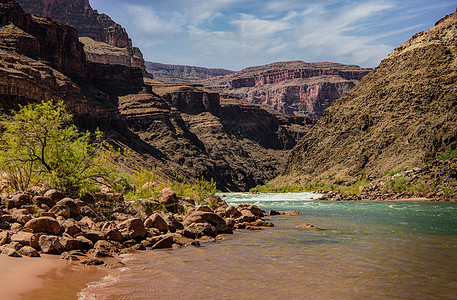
<box><xmin>282</xmin><ymin>11</ymin><xmax>457</xmax><ymax>182</ymax></box>
<box><xmin>16</xmin><ymin>0</ymin><xmax>145</xmax><ymax>71</ymax></box>
<box><xmin>199</xmin><ymin>61</ymin><xmax>371</xmax><ymax>119</ymax></box>
<box><xmin>145</xmin><ymin>61</ymin><xmax>234</xmax><ymax>83</ymax></box>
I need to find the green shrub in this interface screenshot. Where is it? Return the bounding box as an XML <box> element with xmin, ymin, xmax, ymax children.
<box><xmin>386</xmin><ymin>167</ymin><xmax>405</xmax><ymax>177</ymax></box>
<box><xmin>439</xmin><ymin>148</ymin><xmax>457</xmax><ymax>161</ymax></box>
<box><xmin>0</xmin><ymin>100</ymin><xmax>117</xmax><ymax>196</ymax></box>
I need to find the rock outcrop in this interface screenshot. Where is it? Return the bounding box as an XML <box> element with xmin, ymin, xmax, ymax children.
<box><xmin>145</xmin><ymin>62</ymin><xmax>233</xmax><ymax>83</ymax></box>
<box><xmin>281</xmin><ymin>11</ymin><xmax>457</xmax><ymax>182</ymax></box>
<box><xmin>1</xmin><ymin>0</ymin><xmax>311</xmax><ymax>191</ymax></box>
<box><xmin>16</xmin><ymin>0</ymin><xmax>145</xmax><ymax>71</ymax></box>
<box><xmin>199</xmin><ymin>61</ymin><xmax>371</xmax><ymax>119</ymax></box>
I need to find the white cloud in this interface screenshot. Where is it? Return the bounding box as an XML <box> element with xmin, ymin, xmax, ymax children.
<box><xmin>90</xmin><ymin>0</ymin><xmax>456</xmax><ymax>69</ymax></box>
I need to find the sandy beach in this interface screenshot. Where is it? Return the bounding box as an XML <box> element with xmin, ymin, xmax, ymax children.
<box><xmin>0</xmin><ymin>254</ymin><xmax>107</xmax><ymax>300</ymax></box>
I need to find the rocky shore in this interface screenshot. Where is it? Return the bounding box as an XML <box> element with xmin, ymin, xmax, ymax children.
<box><xmin>0</xmin><ymin>188</ymin><xmax>273</xmax><ymax>264</ymax></box>
<box><xmin>318</xmin><ymin>158</ymin><xmax>457</xmax><ymax>202</ymax></box>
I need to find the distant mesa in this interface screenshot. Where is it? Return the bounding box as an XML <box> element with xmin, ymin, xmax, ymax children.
<box><xmin>145</xmin><ymin>62</ymin><xmax>234</xmax><ymax>83</ymax></box>
<box><xmin>197</xmin><ymin>61</ymin><xmax>372</xmax><ymax>119</ymax></box>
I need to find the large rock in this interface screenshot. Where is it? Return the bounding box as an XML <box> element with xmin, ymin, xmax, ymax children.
<box><xmin>93</xmin><ymin>240</ymin><xmax>117</xmax><ymax>257</ymax></box>
<box><xmin>55</xmin><ymin>198</ymin><xmax>81</xmax><ymax>217</ymax></box>
<box><xmin>118</xmin><ymin>218</ymin><xmax>147</xmax><ymax>240</ymax></box>
<box><xmin>6</xmin><ymin>193</ymin><xmax>31</xmax><ymax>209</ymax></box>
<box><xmin>59</xmin><ymin>236</ymin><xmax>80</xmax><ymax>251</ymax></box>
<box><xmin>24</xmin><ymin>217</ymin><xmax>61</xmax><ymax>235</ymax></box>
<box><xmin>43</xmin><ymin>190</ymin><xmax>65</xmax><ymax>206</ymax></box>
<box><xmin>236</xmin><ymin>204</ymin><xmax>264</xmax><ymax>217</ymax></box>
<box><xmin>144</xmin><ymin>213</ymin><xmax>169</xmax><ymax>233</ymax></box>
<box><xmin>61</xmin><ymin>219</ymin><xmax>82</xmax><ymax>236</ymax></box>
<box><xmin>101</xmin><ymin>222</ymin><xmax>124</xmax><ymax>241</ymax></box>
<box><xmin>49</xmin><ymin>204</ymin><xmax>71</xmax><ymax>219</ymax></box>
<box><xmin>18</xmin><ymin>246</ymin><xmax>40</xmax><ymax>257</ymax></box>
<box><xmin>11</xmin><ymin>231</ymin><xmax>39</xmax><ymax>248</ymax></box>
<box><xmin>38</xmin><ymin>235</ymin><xmax>65</xmax><ymax>254</ymax></box>
<box><xmin>10</xmin><ymin>209</ymin><xmax>32</xmax><ymax>224</ymax></box>
<box><xmin>160</xmin><ymin>188</ymin><xmax>178</xmax><ymax>208</ymax></box>
<box><xmin>184</xmin><ymin>211</ymin><xmax>232</xmax><ymax>235</ymax></box>
<box><xmin>0</xmin><ymin>231</ymin><xmax>11</xmax><ymax>246</ymax></box>
<box><xmin>76</xmin><ymin>236</ymin><xmax>94</xmax><ymax>250</ymax></box>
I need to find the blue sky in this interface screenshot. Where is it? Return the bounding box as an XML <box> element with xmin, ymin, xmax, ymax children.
<box><xmin>90</xmin><ymin>0</ymin><xmax>455</xmax><ymax>70</ymax></box>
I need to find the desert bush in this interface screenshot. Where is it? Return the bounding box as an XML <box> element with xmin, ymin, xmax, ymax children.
<box><xmin>0</xmin><ymin>100</ymin><xmax>117</xmax><ymax>196</ymax></box>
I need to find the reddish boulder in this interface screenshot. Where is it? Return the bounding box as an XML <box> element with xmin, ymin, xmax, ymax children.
<box><xmin>24</xmin><ymin>217</ymin><xmax>61</xmax><ymax>235</ymax></box>
<box><xmin>38</xmin><ymin>235</ymin><xmax>65</xmax><ymax>254</ymax></box>
<box><xmin>118</xmin><ymin>218</ymin><xmax>147</xmax><ymax>240</ymax></box>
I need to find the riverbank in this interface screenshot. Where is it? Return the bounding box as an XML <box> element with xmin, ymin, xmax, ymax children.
<box><xmin>79</xmin><ymin>193</ymin><xmax>457</xmax><ymax>299</ymax></box>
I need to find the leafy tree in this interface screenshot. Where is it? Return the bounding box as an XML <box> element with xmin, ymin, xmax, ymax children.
<box><xmin>0</xmin><ymin>100</ymin><xmax>116</xmax><ymax>196</ymax></box>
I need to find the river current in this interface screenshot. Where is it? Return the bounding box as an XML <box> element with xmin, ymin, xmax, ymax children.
<box><xmin>79</xmin><ymin>193</ymin><xmax>457</xmax><ymax>299</ymax></box>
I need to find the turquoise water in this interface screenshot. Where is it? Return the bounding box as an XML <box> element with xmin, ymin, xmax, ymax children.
<box><xmin>81</xmin><ymin>193</ymin><xmax>457</xmax><ymax>299</ymax></box>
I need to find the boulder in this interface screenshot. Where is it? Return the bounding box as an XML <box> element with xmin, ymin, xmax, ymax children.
<box><xmin>61</xmin><ymin>219</ymin><xmax>82</xmax><ymax>236</ymax></box>
<box><xmin>18</xmin><ymin>246</ymin><xmax>40</xmax><ymax>257</ymax></box>
<box><xmin>268</xmin><ymin>210</ymin><xmax>280</xmax><ymax>216</ymax></box>
<box><xmin>10</xmin><ymin>223</ymin><xmax>23</xmax><ymax>233</ymax></box>
<box><xmin>76</xmin><ymin>236</ymin><xmax>94</xmax><ymax>250</ymax></box>
<box><xmin>55</xmin><ymin>198</ymin><xmax>81</xmax><ymax>217</ymax></box>
<box><xmin>118</xmin><ymin>218</ymin><xmax>147</xmax><ymax>240</ymax></box>
<box><xmin>93</xmin><ymin>240</ymin><xmax>117</xmax><ymax>257</ymax></box>
<box><xmin>11</xmin><ymin>231</ymin><xmax>39</xmax><ymax>248</ymax></box>
<box><xmin>59</xmin><ymin>236</ymin><xmax>80</xmax><ymax>251</ymax></box>
<box><xmin>236</xmin><ymin>204</ymin><xmax>264</xmax><ymax>217</ymax></box>
<box><xmin>84</xmin><ymin>231</ymin><xmax>105</xmax><ymax>244</ymax></box>
<box><xmin>25</xmin><ymin>217</ymin><xmax>61</xmax><ymax>234</ymax></box>
<box><xmin>280</xmin><ymin>210</ymin><xmax>300</xmax><ymax>216</ymax></box>
<box><xmin>101</xmin><ymin>222</ymin><xmax>124</xmax><ymax>241</ymax></box>
<box><xmin>160</xmin><ymin>188</ymin><xmax>178</xmax><ymax>208</ymax></box>
<box><xmin>251</xmin><ymin>220</ymin><xmax>274</xmax><ymax>227</ymax></box>
<box><xmin>0</xmin><ymin>231</ymin><xmax>11</xmax><ymax>246</ymax></box>
<box><xmin>11</xmin><ymin>209</ymin><xmax>32</xmax><ymax>224</ymax></box>
<box><xmin>225</xmin><ymin>206</ymin><xmax>242</xmax><ymax>218</ymax></box>
<box><xmin>3</xmin><ymin>248</ymin><xmax>22</xmax><ymax>257</ymax></box>
<box><xmin>81</xmin><ymin>258</ymin><xmax>104</xmax><ymax>266</ymax></box>
<box><xmin>32</xmin><ymin>196</ymin><xmax>54</xmax><ymax>208</ymax></box>
<box><xmin>237</xmin><ymin>210</ymin><xmax>256</xmax><ymax>222</ymax></box>
<box><xmin>4</xmin><ymin>241</ymin><xmax>23</xmax><ymax>251</ymax></box>
<box><xmin>60</xmin><ymin>252</ymin><xmax>80</xmax><ymax>261</ymax></box>
<box><xmin>7</xmin><ymin>193</ymin><xmax>31</xmax><ymax>209</ymax></box>
<box><xmin>49</xmin><ymin>204</ymin><xmax>71</xmax><ymax>219</ymax></box>
<box><xmin>78</xmin><ymin>216</ymin><xmax>99</xmax><ymax>231</ymax></box>
<box><xmin>185</xmin><ymin>222</ymin><xmax>217</xmax><ymax>238</ymax></box>
<box><xmin>39</xmin><ymin>235</ymin><xmax>65</xmax><ymax>254</ymax></box>
<box><xmin>151</xmin><ymin>234</ymin><xmax>174</xmax><ymax>249</ymax></box>
<box><xmin>43</xmin><ymin>190</ymin><xmax>64</xmax><ymax>206</ymax></box>
<box><xmin>144</xmin><ymin>213</ymin><xmax>169</xmax><ymax>233</ymax></box>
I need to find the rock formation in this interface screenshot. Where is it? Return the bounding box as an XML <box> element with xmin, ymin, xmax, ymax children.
<box><xmin>16</xmin><ymin>0</ymin><xmax>145</xmax><ymax>71</ymax></box>
<box><xmin>282</xmin><ymin>11</ymin><xmax>457</xmax><ymax>182</ymax></box>
<box><xmin>0</xmin><ymin>0</ymin><xmax>311</xmax><ymax>191</ymax></box>
<box><xmin>199</xmin><ymin>61</ymin><xmax>371</xmax><ymax>119</ymax></box>
<box><xmin>145</xmin><ymin>62</ymin><xmax>233</xmax><ymax>83</ymax></box>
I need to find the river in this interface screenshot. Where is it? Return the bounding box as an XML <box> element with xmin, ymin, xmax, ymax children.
<box><xmin>78</xmin><ymin>192</ymin><xmax>457</xmax><ymax>299</ymax></box>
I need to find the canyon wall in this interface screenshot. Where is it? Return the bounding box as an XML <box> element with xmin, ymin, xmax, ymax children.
<box><xmin>1</xmin><ymin>0</ymin><xmax>311</xmax><ymax>191</ymax></box>
<box><xmin>16</xmin><ymin>0</ymin><xmax>145</xmax><ymax>71</ymax></box>
<box><xmin>200</xmin><ymin>61</ymin><xmax>371</xmax><ymax>119</ymax></box>
<box><xmin>282</xmin><ymin>11</ymin><xmax>457</xmax><ymax>182</ymax></box>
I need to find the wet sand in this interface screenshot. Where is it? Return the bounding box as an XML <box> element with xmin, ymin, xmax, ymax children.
<box><xmin>0</xmin><ymin>254</ymin><xmax>63</xmax><ymax>300</ymax></box>
<box><xmin>0</xmin><ymin>254</ymin><xmax>107</xmax><ymax>300</ymax></box>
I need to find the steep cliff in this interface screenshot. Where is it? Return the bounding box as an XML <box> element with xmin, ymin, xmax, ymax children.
<box><xmin>16</xmin><ymin>0</ymin><xmax>145</xmax><ymax>71</ymax></box>
<box><xmin>199</xmin><ymin>61</ymin><xmax>371</xmax><ymax>119</ymax></box>
<box><xmin>1</xmin><ymin>0</ymin><xmax>311</xmax><ymax>191</ymax></box>
<box><xmin>283</xmin><ymin>11</ymin><xmax>457</xmax><ymax>182</ymax></box>
<box><xmin>117</xmin><ymin>79</ymin><xmax>312</xmax><ymax>191</ymax></box>
<box><xmin>145</xmin><ymin>62</ymin><xmax>234</xmax><ymax>83</ymax></box>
